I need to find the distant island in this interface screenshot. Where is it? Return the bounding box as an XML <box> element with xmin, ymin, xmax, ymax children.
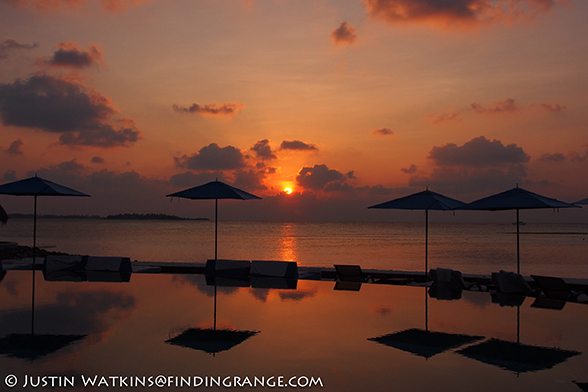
<box><xmin>104</xmin><ymin>213</ymin><xmax>209</xmax><ymax>221</ymax></box>
<box><xmin>8</xmin><ymin>213</ymin><xmax>209</xmax><ymax>221</ymax></box>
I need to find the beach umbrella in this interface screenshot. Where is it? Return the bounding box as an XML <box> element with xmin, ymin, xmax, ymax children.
<box><xmin>574</xmin><ymin>197</ymin><xmax>588</xmax><ymax>205</ymax></box>
<box><xmin>368</xmin><ymin>189</ymin><xmax>465</xmax><ymax>274</ymax></box>
<box><xmin>166</xmin><ymin>180</ymin><xmax>261</xmax><ymax>260</ymax></box>
<box><xmin>458</xmin><ymin>186</ymin><xmax>579</xmax><ymax>274</ymax></box>
<box><xmin>0</xmin><ymin>175</ymin><xmax>90</xmax><ymax>268</ymax></box>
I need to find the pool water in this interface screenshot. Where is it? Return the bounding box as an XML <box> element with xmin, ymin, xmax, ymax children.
<box><xmin>1</xmin><ymin>270</ymin><xmax>587</xmax><ymax>391</ymax></box>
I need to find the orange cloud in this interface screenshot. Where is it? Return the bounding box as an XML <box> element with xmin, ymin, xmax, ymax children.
<box><xmin>37</xmin><ymin>42</ymin><xmax>105</xmax><ymax>69</ymax></box>
<box><xmin>363</xmin><ymin>0</ymin><xmax>567</xmax><ymax>29</ymax></box>
<box><xmin>426</xmin><ymin>111</ymin><xmax>459</xmax><ymax>124</ymax></box>
<box><xmin>537</xmin><ymin>102</ymin><xmax>567</xmax><ymax>113</ymax></box>
<box><xmin>371</xmin><ymin>127</ymin><xmax>394</xmax><ymax>136</ymax></box>
<box><xmin>331</xmin><ymin>21</ymin><xmax>358</xmax><ymax>46</ymax></box>
<box><xmin>471</xmin><ymin>98</ymin><xmax>519</xmax><ymax>114</ymax></box>
<box><xmin>172</xmin><ymin>101</ymin><xmax>245</xmax><ymax>117</ymax></box>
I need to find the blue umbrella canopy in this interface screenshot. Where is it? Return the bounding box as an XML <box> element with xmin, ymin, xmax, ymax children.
<box><xmin>167</xmin><ymin>181</ymin><xmax>261</xmax><ymax>260</ymax></box>
<box><xmin>167</xmin><ymin>180</ymin><xmax>261</xmax><ymax>201</ymax></box>
<box><xmin>458</xmin><ymin>187</ymin><xmax>578</xmax><ymax>211</ymax></box>
<box><xmin>458</xmin><ymin>187</ymin><xmax>579</xmax><ymax>274</ymax></box>
<box><xmin>368</xmin><ymin>189</ymin><xmax>465</xmax><ymax>211</ymax></box>
<box><xmin>368</xmin><ymin>189</ymin><xmax>465</xmax><ymax>274</ymax></box>
<box><xmin>0</xmin><ymin>176</ymin><xmax>90</xmax><ymax>197</ymax></box>
<box><xmin>574</xmin><ymin>198</ymin><xmax>588</xmax><ymax>205</ymax></box>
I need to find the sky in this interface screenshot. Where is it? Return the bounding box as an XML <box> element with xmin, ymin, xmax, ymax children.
<box><xmin>1</xmin><ymin>0</ymin><xmax>587</xmax><ymax>222</ymax></box>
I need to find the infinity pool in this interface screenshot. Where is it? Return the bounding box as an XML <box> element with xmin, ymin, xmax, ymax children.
<box><xmin>1</xmin><ymin>270</ymin><xmax>587</xmax><ymax>391</ymax></box>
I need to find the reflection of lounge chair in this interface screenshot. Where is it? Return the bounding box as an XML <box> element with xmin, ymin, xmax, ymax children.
<box><xmin>531</xmin><ymin>297</ymin><xmax>566</xmax><ymax>310</ymax></box>
<box><xmin>491</xmin><ymin>270</ymin><xmax>537</xmax><ymax>296</ymax></box>
<box><xmin>531</xmin><ymin>275</ymin><xmax>588</xmax><ymax>303</ymax></box>
<box><xmin>334</xmin><ymin>264</ymin><xmax>373</xmax><ymax>283</ymax></box>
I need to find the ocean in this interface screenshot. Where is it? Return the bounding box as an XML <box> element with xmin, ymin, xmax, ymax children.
<box><xmin>1</xmin><ymin>218</ymin><xmax>588</xmax><ymax>278</ymax></box>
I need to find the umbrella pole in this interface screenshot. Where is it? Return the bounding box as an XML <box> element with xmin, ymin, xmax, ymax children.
<box><xmin>215</xmin><ymin>198</ymin><xmax>218</xmax><ymax>261</ymax></box>
<box><xmin>32</xmin><ymin>195</ymin><xmax>37</xmax><ymax>336</ymax></box>
<box><xmin>425</xmin><ymin>187</ymin><xmax>430</xmax><ymax>276</ymax></box>
<box><xmin>516</xmin><ymin>209</ymin><xmax>520</xmax><ymax>275</ymax></box>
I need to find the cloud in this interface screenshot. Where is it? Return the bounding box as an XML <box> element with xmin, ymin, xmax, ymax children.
<box><xmin>251</xmin><ymin>139</ymin><xmax>276</xmax><ymax>160</ymax></box>
<box><xmin>0</xmin><ymin>75</ymin><xmax>140</xmax><ymax>148</ymax></box>
<box><xmin>471</xmin><ymin>98</ymin><xmax>519</xmax><ymax>114</ymax></box>
<box><xmin>91</xmin><ymin>156</ymin><xmax>105</xmax><ymax>164</ymax></box>
<box><xmin>174</xmin><ymin>143</ymin><xmax>247</xmax><ymax>171</ymax></box>
<box><xmin>2</xmin><ymin>139</ymin><xmax>24</xmax><ymax>155</ymax></box>
<box><xmin>172</xmin><ymin>101</ymin><xmax>245</xmax><ymax>117</ymax></box>
<box><xmin>0</xmin><ymin>39</ymin><xmax>39</xmax><ymax>59</ymax></box>
<box><xmin>537</xmin><ymin>103</ymin><xmax>567</xmax><ymax>113</ymax></box>
<box><xmin>539</xmin><ymin>149</ymin><xmax>588</xmax><ymax>163</ymax></box>
<box><xmin>540</xmin><ymin>152</ymin><xmax>566</xmax><ymax>162</ymax></box>
<box><xmin>279</xmin><ymin>140</ymin><xmax>318</xmax><ymax>152</ymax></box>
<box><xmin>363</xmin><ymin>0</ymin><xmax>566</xmax><ymax>29</ymax></box>
<box><xmin>296</xmin><ymin>164</ymin><xmax>348</xmax><ymax>191</ymax></box>
<box><xmin>233</xmin><ymin>169</ymin><xmax>269</xmax><ymax>191</ymax></box>
<box><xmin>428</xmin><ymin>136</ymin><xmax>530</xmax><ymax>167</ymax></box>
<box><xmin>426</xmin><ymin>111</ymin><xmax>459</xmax><ymax>125</ymax></box>
<box><xmin>5</xmin><ymin>0</ymin><xmax>154</xmax><ymax>13</ymax></box>
<box><xmin>56</xmin><ymin>159</ymin><xmax>87</xmax><ymax>173</ymax></box>
<box><xmin>371</xmin><ymin>127</ymin><xmax>394</xmax><ymax>136</ymax></box>
<box><xmin>409</xmin><ymin>136</ymin><xmax>530</xmax><ymax>194</ymax></box>
<box><xmin>331</xmin><ymin>21</ymin><xmax>358</xmax><ymax>46</ymax></box>
<box><xmin>401</xmin><ymin>164</ymin><xmax>417</xmax><ymax>174</ymax></box>
<box><xmin>37</xmin><ymin>41</ymin><xmax>105</xmax><ymax>69</ymax></box>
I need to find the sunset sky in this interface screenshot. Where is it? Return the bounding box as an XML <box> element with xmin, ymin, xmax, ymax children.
<box><xmin>1</xmin><ymin>0</ymin><xmax>587</xmax><ymax>221</ymax></box>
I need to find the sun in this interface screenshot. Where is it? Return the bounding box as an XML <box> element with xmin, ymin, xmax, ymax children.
<box><xmin>284</xmin><ymin>187</ymin><xmax>293</xmax><ymax>195</ymax></box>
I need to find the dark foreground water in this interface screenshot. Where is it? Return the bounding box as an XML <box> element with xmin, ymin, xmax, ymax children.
<box><xmin>1</xmin><ymin>271</ymin><xmax>587</xmax><ymax>391</ymax></box>
<box><xmin>2</xmin><ymin>219</ymin><xmax>588</xmax><ymax>278</ymax></box>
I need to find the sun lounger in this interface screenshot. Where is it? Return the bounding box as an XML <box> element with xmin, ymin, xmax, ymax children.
<box><xmin>531</xmin><ymin>275</ymin><xmax>588</xmax><ymax>303</ymax></box>
<box><xmin>250</xmin><ymin>260</ymin><xmax>298</xmax><ymax>279</ymax></box>
<box><xmin>43</xmin><ymin>255</ymin><xmax>132</xmax><ymax>282</ymax></box>
<box><xmin>491</xmin><ymin>270</ymin><xmax>538</xmax><ymax>296</ymax></box>
<box><xmin>249</xmin><ymin>260</ymin><xmax>298</xmax><ymax>290</ymax></box>
<box><xmin>205</xmin><ymin>259</ymin><xmax>251</xmax><ymax>278</ymax></box>
<box><xmin>334</xmin><ymin>264</ymin><xmax>373</xmax><ymax>283</ymax></box>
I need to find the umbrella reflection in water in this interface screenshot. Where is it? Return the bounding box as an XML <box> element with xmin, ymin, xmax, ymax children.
<box><xmin>166</xmin><ymin>277</ymin><xmax>259</xmax><ymax>356</ymax></box>
<box><xmin>368</xmin><ymin>290</ymin><xmax>483</xmax><ymax>359</ymax></box>
<box><xmin>457</xmin><ymin>296</ymin><xmax>580</xmax><ymax>374</ymax></box>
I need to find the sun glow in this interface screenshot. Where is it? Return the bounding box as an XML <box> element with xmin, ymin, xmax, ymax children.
<box><xmin>284</xmin><ymin>187</ymin><xmax>293</xmax><ymax>195</ymax></box>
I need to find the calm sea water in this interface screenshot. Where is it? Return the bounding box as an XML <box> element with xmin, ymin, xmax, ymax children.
<box><xmin>2</xmin><ymin>219</ymin><xmax>588</xmax><ymax>278</ymax></box>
